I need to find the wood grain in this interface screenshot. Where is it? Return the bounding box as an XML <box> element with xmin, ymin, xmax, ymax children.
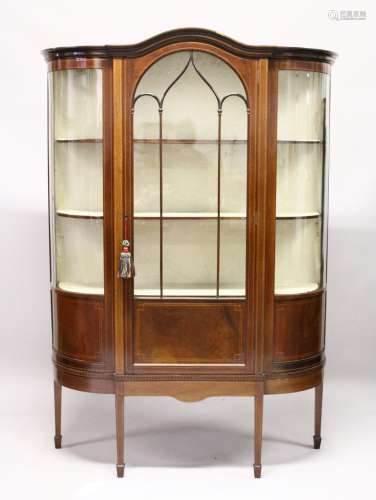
<box><xmin>42</xmin><ymin>29</ymin><xmax>337</xmax><ymax>64</ymax></box>
<box><xmin>133</xmin><ymin>301</ymin><xmax>245</xmax><ymax>366</ymax></box>
<box><xmin>254</xmin><ymin>393</ymin><xmax>263</xmax><ymax>478</ymax></box>
<box><xmin>113</xmin><ymin>59</ymin><xmax>125</xmax><ymax>374</ymax></box>
<box><xmin>273</xmin><ymin>293</ymin><xmax>324</xmax><ymax>362</ymax></box>
<box><xmin>254</xmin><ymin>59</ymin><xmax>270</xmax><ymax>375</ymax></box>
<box><xmin>115</xmin><ymin>394</ymin><xmax>125</xmax><ymax>477</ymax></box>
<box><xmin>54</xmin><ymin>380</ymin><xmax>62</xmax><ymax>448</ymax></box>
<box><xmin>314</xmin><ymin>380</ymin><xmax>323</xmax><ymax>449</ymax></box>
<box><xmin>55</xmin><ymin>291</ymin><xmax>104</xmax><ymax>364</ymax></box>
<box><xmin>44</xmin><ymin>33</ymin><xmax>335</xmax><ymax>476</ymax></box>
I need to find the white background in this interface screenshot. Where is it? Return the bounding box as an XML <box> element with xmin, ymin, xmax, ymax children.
<box><xmin>0</xmin><ymin>1</ymin><xmax>375</xmax><ymax>499</ymax></box>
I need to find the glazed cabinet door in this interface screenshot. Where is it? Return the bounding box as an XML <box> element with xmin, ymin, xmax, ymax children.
<box><xmin>123</xmin><ymin>49</ymin><xmax>257</xmax><ymax>373</ymax></box>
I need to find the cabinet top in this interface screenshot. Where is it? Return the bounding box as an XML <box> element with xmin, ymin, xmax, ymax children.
<box><xmin>42</xmin><ymin>28</ymin><xmax>337</xmax><ymax>63</ymax></box>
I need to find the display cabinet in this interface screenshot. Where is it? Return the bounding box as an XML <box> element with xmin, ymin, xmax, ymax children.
<box><xmin>42</xmin><ymin>29</ymin><xmax>336</xmax><ymax>478</ymax></box>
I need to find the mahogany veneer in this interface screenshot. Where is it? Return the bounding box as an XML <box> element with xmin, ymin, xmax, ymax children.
<box><xmin>43</xmin><ymin>28</ymin><xmax>336</xmax><ymax>478</ymax></box>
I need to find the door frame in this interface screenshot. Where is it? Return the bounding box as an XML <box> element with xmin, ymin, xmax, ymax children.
<box><xmin>112</xmin><ymin>43</ymin><xmax>271</xmax><ymax>376</ymax></box>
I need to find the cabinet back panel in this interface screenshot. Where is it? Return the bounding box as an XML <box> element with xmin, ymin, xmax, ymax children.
<box><xmin>133</xmin><ymin>301</ymin><xmax>246</xmax><ymax>366</ymax></box>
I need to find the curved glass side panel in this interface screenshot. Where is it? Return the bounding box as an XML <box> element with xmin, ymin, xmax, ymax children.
<box><xmin>275</xmin><ymin>70</ymin><xmax>329</xmax><ymax>295</ymax></box>
<box><xmin>133</xmin><ymin>51</ymin><xmax>249</xmax><ymax>298</ymax></box>
<box><xmin>53</xmin><ymin>69</ymin><xmax>102</xmax><ymax>140</ymax></box>
<box><xmin>48</xmin><ymin>69</ymin><xmax>104</xmax><ymax>295</ymax></box>
<box><xmin>277</xmin><ymin>71</ymin><xmax>326</xmax><ymax>142</ymax></box>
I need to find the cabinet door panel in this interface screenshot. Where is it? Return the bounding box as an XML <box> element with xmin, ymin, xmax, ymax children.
<box><xmin>129</xmin><ymin>49</ymin><xmax>254</xmax><ymax>373</ymax></box>
<box><xmin>134</xmin><ymin>301</ymin><xmax>245</xmax><ymax>366</ymax></box>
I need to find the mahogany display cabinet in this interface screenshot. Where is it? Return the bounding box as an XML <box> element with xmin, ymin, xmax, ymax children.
<box><xmin>42</xmin><ymin>28</ymin><xmax>336</xmax><ymax>477</ymax></box>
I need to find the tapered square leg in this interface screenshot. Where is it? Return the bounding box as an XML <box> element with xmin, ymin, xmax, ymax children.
<box><xmin>115</xmin><ymin>394</ymin><xmax>125</xmax><ymax>477</ymax></box>
<box><xmin>253</xmin><ymin>394</ymin><xmax>263</xmax><ymax>478</ymax></box>
<box><xmin>54</xmin><ymin>380</ymin><xmax>62</xmax><ymax>449</ymax></box>
<box><xmin>313</xmin><ymin>381</ymin><xmax>323</xmax><ymax>449</ymax></box>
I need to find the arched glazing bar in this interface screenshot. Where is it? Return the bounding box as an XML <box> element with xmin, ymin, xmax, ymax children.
<box><xmin>132</xmin><ymin>51</ymin><xmax>249</xmax><ymax>297</ymax></box>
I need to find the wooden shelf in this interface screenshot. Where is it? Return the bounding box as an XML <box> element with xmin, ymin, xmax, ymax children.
<box><xmin>55</xmin><ymin>138</ymin><xmax>103</xmax><ymax>144</ymax></box>
<box><xmin>133</xmin><ymin>139</ymin><xmax>247</xmax><ymax>145</ymax></box>
<box><xmin>135</xmin><ymin>287</ymin><xmax>245</xmax><ymax>297</ymax></box>
<box><xmin>57</xmin><ymin>282</ymin><xmax>104</xmax><ymax>295</ymax></box>
<box><xmin>56</xmin><ymin>210</ymin><xmax>320</xmax><ymax>221</ymax></box>
<box><xmin>277</xmin><ymin>140</ymin><xmax>323</xmax><ymax>144</ymax></box>
<box><xmin>56</xmin><ymin>210</ymin><xmax>247</xmax><ymax>220</ymax></box>
<box><xmin>134</xmin><ymin>212</ymin><xmax>246</xmax><ymax>220</ymax></box>
<box><xmin>276</xmin><ymin>212</ymin><xmax>321</xmax><ymax>220</ymax></box>
<box><xmin>58</xmin><ymin>283</ymin><xmax>246</xmax><ymax>297</ymax></box>
<box><xmin>275</xmin><ymin>283</ymin><xmax>319</xmax><ymax>295</ymax></box>
<box><xmin>56</xmin><ymin>209</ymin><xmax>103</xmax><ymax>219</ymax></box>
<box><xmin>53</xmin><ymin>138</ymin><xmax>322</xmax><ymax>147</ymax></box>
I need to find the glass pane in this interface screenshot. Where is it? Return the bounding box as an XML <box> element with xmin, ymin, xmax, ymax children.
<box><xmin>134</xmin><ymin>220</ymin><xmax>160</xmax><ymax>296</ymax></box>
<box><xmin>275</xmin><ymin>219</ymin><xmax>321</xmax><ymax>294</ymax></box>
<box><xmin>133</xmin><ymin>51</ymin><xmax>248</xmax><ymax>298</ymax></box>
<box><xmin>163</xmin><ymin>144</ymin><xmax>217</xmax><ymax>214</ymax></box>
<box><xmin>133</xmin><ymin>97</ymin><xmax>159</xmax><ymax>140</ymax></box>
<box><xmin>163</xmin><ymin>56</ymin><xmax>218</xmax><ymax>140</ymax></box>
<box><xmin>192</xmin><ymin>52</ymin><xmax>246</xmax><ymax>101</ymax></box>
<box><xmin>275</xmin><ymin>70</ymin><xmax>329</xmax><ymax>295</ymax></box>
<box><xmin>55</xmin><ymin>142</ymin><xmax>103</xmax><ymax>213</ymax></box>
<box><xmin>55</xmin><ymin>217</ymin><xmax>104</xmax><ymax>293</ymax></box>
<box><xmin>133</xmin><ymin>143</ymin><xmax>160</xmax><ymax>215</ymax></box>
<box><xmin>220</xmin><ymin>220</ymin><xmax>246</xmax><ymax>296</ymax></box>
<box><xmin>163</xmin><ymin>220</ymin><xmax>217</xmax><ymax>296</ymax></box>
<box><xmin>277</xmin><ymin>71</ymin><xmax>327</xmax><ymax>141</ymax></box>
<box><xmin>49</xmin><ymin>69</ymin><xmax>104</xmax><ymax>294</ymax></box>
<box><xmin>53</xmin><ymin>69</ymin><xmax>102</xmax><ymax>140</ymax></box>
<box><xmin>221</xmin><ymin>93</ymin><xmax>248</xmax><ymax>141</ymax></box>
<box><xmin>276</xmin><ymin>143</ymin><xmax>323</xmax><ymax>216</ymax></box>
<box><xmin>221</xmin><ymin>97</ymin><xmax>247</xmax><ymax>216</ymax></box>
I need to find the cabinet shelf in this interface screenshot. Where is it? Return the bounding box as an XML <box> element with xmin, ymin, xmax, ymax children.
<box><xmin>56</xmin><ymin>210</ymin><xmax>248</xmax><ymax>220</ymax></box>
<box><xmin>57</xmin><ymin>282</ymin><xmax>104</xmax><ymax>295</ymax></box>
<box><xmin>276</xmin><ymin>211</ymin><xmax>321</xmax><ymax>220</ymax></box>
<box><xmin>135</xmin><ymin>139</ymin><xmax>323</xmax><ymax>145</ymax></box>
<box><xmin>275</xmin><ymin>282</ymin><xmax>319</xmax><ymax>295</ymax></box>
<box><xmin>277</xmin><ymin>140</ymin><xmax>323</xmax><ymax>144</ymax></box>
<box><xmin>133</xmin><ymin>139</ymin><xmax>247</xmax><ymax>145</ymax></box>
<box><xmin>55</xmin><ymin>138</ymin><xmax>103</xmax><ymax>144</ymax></box>
<box><xmin>134</xmin><ymin>211</ymin><xmax>246</xmax><ymax>220</ymax></box>
<box><xmin>55</xmin><ymin>210</ymin><xmax>320</xmax><ymax>222</ymax></box>
<box><xmin>135</xmin><ymin>287</ymin><xmax>245</xmax><ymax>297</ymax></box>
<box><xmin>56</xmin><ymin>209</ymin><xmax>103</xmax><ymax>219</ymax></box>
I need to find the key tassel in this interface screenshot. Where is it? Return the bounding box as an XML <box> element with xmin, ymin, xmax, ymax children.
<box><xmin>118</xmin><ymin>240</ymin><xmax>135</xmax><ymax>279</ymax></box>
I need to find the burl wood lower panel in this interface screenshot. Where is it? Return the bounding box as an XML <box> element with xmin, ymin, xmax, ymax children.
<box><xmin>133</xmin><ymin>301</ymin><xmax>245</xmax><ymax>365</ymax></box>
<box><xmin>273</xmin><ymin>292</ymin><xmax>324</xmax><ymax>362</ymax></box>
<box><xmin>54</xmin><ymin>290</ymin><xmax>104</xmax><ymax>364</ymax></box>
